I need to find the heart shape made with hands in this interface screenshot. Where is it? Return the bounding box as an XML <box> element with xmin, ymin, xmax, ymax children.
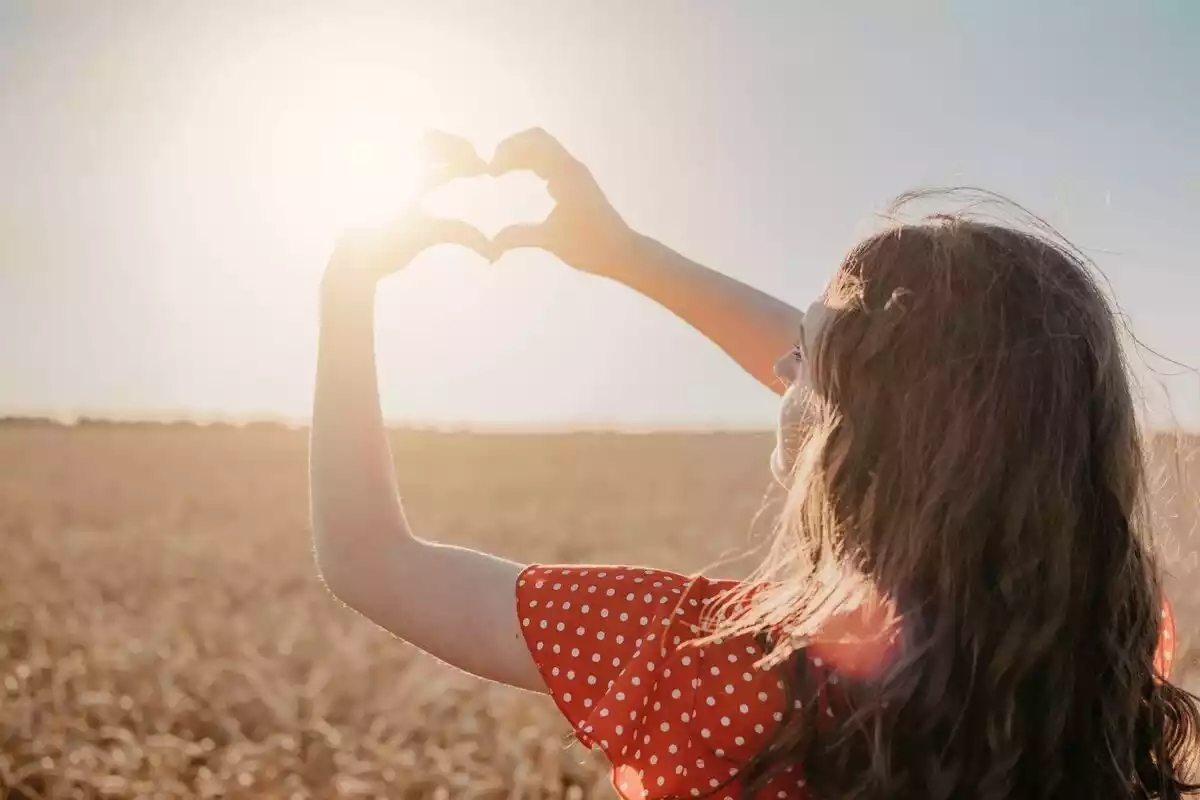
<box><xmin>421</xmin><ymin>169</ymin><xmax>555</xmax><ymax>242</ymax></box>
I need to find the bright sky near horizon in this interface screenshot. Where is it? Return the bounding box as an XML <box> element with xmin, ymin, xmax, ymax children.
<box><xmin>2</xmin><ymin>1</ymin><xmax>1198</xmax><ymax>429</ymax></box>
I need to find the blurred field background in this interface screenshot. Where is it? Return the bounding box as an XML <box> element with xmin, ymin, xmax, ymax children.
<box><xmin>2</xmin><ymin>422</ymin><xmax>1197</xmax><ymax>799</ymax></box>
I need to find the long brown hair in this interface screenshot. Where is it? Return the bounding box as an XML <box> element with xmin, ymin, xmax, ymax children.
<box><xmin>706</xmin><ymin>191</ymin><xmax>1200</xmax><ymax>799</ymax></box>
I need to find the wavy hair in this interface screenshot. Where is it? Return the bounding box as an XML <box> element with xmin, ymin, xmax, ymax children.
<box><xmin>703</xmin><ymin>191</ymin><xmax>1200</xmax><ymax>799</ymax></box>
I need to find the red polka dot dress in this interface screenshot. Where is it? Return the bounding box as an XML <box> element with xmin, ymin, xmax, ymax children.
<box><xmin>515</xmin><ymin>564</ymin><xmax>1178</xmax><ymax>800</ymax></box>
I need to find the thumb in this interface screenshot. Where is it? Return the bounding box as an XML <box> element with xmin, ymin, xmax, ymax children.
<box><xmin>490</xmin><ymin>223</ymin><xmax>548</xmax><ymax>260</ymax></box>
<box><xmin>425</xmin><ymin>218</ymin><xmax>491</xmax><ymax>261</ymax></box>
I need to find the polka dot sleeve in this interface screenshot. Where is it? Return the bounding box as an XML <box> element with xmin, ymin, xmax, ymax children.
<box><xmin>516</xmin><ymin>565</ymin><xmax>804</xmax><ymax>800</ymax></box>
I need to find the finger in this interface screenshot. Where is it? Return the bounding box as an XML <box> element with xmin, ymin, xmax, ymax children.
<box><xmin>488</xmin><ymin>127</ymin><xmax>571</xmax><ymax>179</ymax></box>
<box><xmin>490</xmin><ymin>222</ymin><xmax>548</xmax><ymax>258</ymax></box>
<box><xmin>422</xmin><ymin>217</ymin><xmax>492</xmax><ymax>260</ymax></box>
<box><xmin>421</xmin><ymin>130</ymin><xmax>486</xmax><ymax>170</ymax></box>
<box><xmin>418</xmin><ymin>164</ymin><xmax>467</xmax><ymax>195</ymax></box>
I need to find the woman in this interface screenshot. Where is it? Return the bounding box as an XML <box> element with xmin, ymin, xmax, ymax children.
<box><xmin>310</xmin><ymin>129</ymin><xmax>1195</xmax><ymax>799</ymax></box>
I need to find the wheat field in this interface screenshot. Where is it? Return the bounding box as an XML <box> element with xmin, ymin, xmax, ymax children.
<box><xmin>1</xmin><ymin>423</ymin><xmax>1197</xmax><ymax>799</ymax></box>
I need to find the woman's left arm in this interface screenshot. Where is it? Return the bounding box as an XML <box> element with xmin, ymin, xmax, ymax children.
<box><xmin>309</xmin><ymin>215</ymin><xmax>545</xmax><ymax>692</ymax></box>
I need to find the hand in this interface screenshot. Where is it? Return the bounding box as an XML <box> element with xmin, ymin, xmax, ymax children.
<box><xmin>487</xmin><ymin>128</ymin><xmax>636</xmax><ymax>278</ymax></box>
<box><xmin>324</xmin><ymin>207</ymin><xmax>490</xmax><ymax>292</ymax></box>
<box><xmin>420</xmin><ymin>130</ymin><xmax>489</xmax><ymax>190</ymax></box>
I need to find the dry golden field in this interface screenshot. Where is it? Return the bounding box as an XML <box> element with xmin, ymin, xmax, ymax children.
<box><xmin>2</xmin><ymin>423</ymin><xmax>1197</xmax><ymax>799</ymax></box>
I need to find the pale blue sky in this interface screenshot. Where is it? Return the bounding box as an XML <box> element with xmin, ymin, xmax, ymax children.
<box><xmin>2</xmin><ymin>1</ymin><xmax>1197</xmax><ymax>428</ymax></box>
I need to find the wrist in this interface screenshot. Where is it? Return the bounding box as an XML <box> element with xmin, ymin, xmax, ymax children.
<box><xmin>320</xmin><ymin>268</ymin><xmax>378</xmax><ymax>309</ymax></box>
<box><xmin>594</xmin><ymin>226</ymin><xmax>648</xmax><ymax>280</ymax></box>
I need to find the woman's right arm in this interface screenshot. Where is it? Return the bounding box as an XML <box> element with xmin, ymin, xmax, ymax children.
<box><xmin>483</xmin><ymin>128</ymin><xmax>804</xmax><ymax>396</ymax></box>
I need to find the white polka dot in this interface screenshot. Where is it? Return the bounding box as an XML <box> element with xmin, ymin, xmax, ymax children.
<box><xmin>539</xmin><ymin>620</ymin><xmax>548</xmax><ymax>629</ymax></box>
<box><xmin>522</xmin><ymin>618</ymin><xmax>530</xmax><ymax>626</ymax></box>
<box><xmin>696</xmin><ymin>758</ymin><xmax>706</xmax><ymax>768</ymax></box>
<box><xmin>632</xmin><ymin>677</ymin><xmax>641</xmax><ymax>686</ymax></box>
<box><xmin>613</xmin><ymin>657</ymin><xmax>621</xmax><ymax>667</ymax></box>
<box><xmin>747</xmin><ymin>646</ymin><xmax>757</xmax><ymax>654</ymax></box>
<box><xmin>566</xmin><ymin>670</ymin><xmax>575</xmax><ymax>679</ymax></box>
<box><xmin>681</xmin><ymin>656</ymin><xmax>692</xmax><ymax>665</ymax></box>
<box><xmin>701</xmin><ymin>729</ymin><xmax>711</xmax><ymax>739</ymax></box>
<box><xmin>584</xmin><ymin>698</ymin><xmax>593</xmax><ymax>708</ymax></box>
<box><xmin>615</xmin><ymin>725</ymin><xmax>624</xmax><ymax>734</ymax></box>
<box><xmin>552</xmin><ymin>644</ymin><xmax>561</xmax><ymax>654</ymax></box>
<box><xmin>551</xmin><ymin>667</ymin><xmax>560</xmax><ymax>676</ymax></box>
<box><xmin>735</xmin><ymin>736</ymin><xmax>745</xmax><ymax>746</ymax></box>
<box><xmin>812</xmin><ymin>657</ymin><xmax>824</xmax><ymax>667</ymax></box>
<box><xmin>773</xmin><ymin>712</ymin><xmax>783</xmax><ymax>722</ymax></box>
<box><xmin>570</xmin><ymin>584</ymin><xmax>579</xmax><ymax>591</ymax></box>
<box><xmin>571</xmin><ymin>648</ymin><xmax>580</xmax><ymax>657</ymax></box>
<box><xmin>592</xmin><ymin>653</ymin><xmax>602</xmax><ymax>663</ymax></box>
<box><xmin>561</xmin><ymin>601</ymin><xmax>571</xmax><ymax>610</ymax></box>
<box><xmin>581</xmin><ymin>605</ymin><xmax>589</xmax><ymax>614</ymax></box>
<box><xmin>640</xmin><ymin>617</ymin><xmax>649</xmax><ymax>625</ymax></box>
<box><xmin>710</xmin><ymin>666</ymin><xmax>721</xmax><ymax>676</ymax></box>
<box><xmin>720</xmin><ymin>716</ymin><xmax>731</xmax><ymax>726</ymax></box>
<box><xmin>588</xmin><ymin>675</ymin><xmax>597</xmax><ymax>685</ymax></box>
<box><xmin>754</xmin><ymin>724</ymin><xmax>764</xmax><ymax>734</ymax></box>
<box><xmin>607</xmin><ymin>588</ymin><xmax>616</xmax><ymax>596</ymax></box>
<box><xmin>563</xmin><ymin>692</ymin><xmax>572</xmax><ymax>702</ymax></box>
<box><xmin>600</xmin><ymin>609</ymin><xmax>609</xmax><ymax>618</ymax></box>
<box><xmin>715</xmin><ymin>749</ymin><xmax>726</xmax><ymax>758</ymax></box>
<box><xmin>758</xmin><ymin>692</ymin><xmax>769</xmax><ymax>702</ymax></box>
<box><xmin>627</xmin><ymin>593</ymin><xmax>636</xmax><ymax>601</ymax></box>
<box><xmin>660</xmin><ymin>721</ymin><xmax>670</xmax><ymax>732</ymax></box>
<box><xmin>616</xmin><ymin>635</ymin><xmax>625</xmax><ymax>644</ymax></box>
<box><xmin>681</xmin><ymin>712</ymin><xmax>691</xmax><ymax>722</ymax></box>
<box><xmin>739</xmin><ymin>704</ymin><xmax>749</xmax><ymax>713</ymax></box>
<box><xmin>535</xmin><ymin>581</ymin><xmax>544</xmax><ymax>588</ymax></box>
<box><xmin>647</xmin><ymin>662</ymin><xmax>656</xmax><ymax>671</ymax></box>
<box><xmin>649</xmin><ymin>755</ymin><xmax>657</xmax><ymax>765</ymax></box>
<box><xmin>616</xmin><ymin>691</ymin><xmax>625</xmax><ymax>700</ymax></box>
<box><xmin>671</xmin><ymin>689</ymin><xmax>682</xmax><ymax>699</ymax></box>
<box><xmin>599</xmin><ymin>708</ymin><xmax>609</xmax><ymax>716</ymax></box>
<box><xmin>727</xmin><ymin>654</ymin><xmax>738</xmax><ymax>663</ymax></box>
<box><xmin>576</xmin><ymin>626</ymin><xmax>585</xmax><ymax>635</ymax></box>
<box><xmin>743</xmin><ymin>673</ymin><xmax>753</xmax><ymax>682</ymax></box>
<box><xmin>669</xmin><ymin>743</ymin><xmax>678</xmax><ymax>754</ymax></box>
<box><xmin>552</xmin><ymin>583</ymin><xmax>561</xmax><ymax>590</ymax></box>
<box><xmin>597</xmin><ymin>631</ymin><xmax>606</xmax><ymax>640</ymax></box>
<box><xmin>706</xmin><ymin>696</ymin><xmax>716</xmax><ymax>706</ymax></box>
<box><xmin>725</xmin><ymin>685</ymin><xmax>735</xmax><ymax>694</ymax></box>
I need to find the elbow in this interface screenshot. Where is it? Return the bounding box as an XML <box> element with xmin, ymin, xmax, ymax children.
<box><xmin>311</xmin><ymin>519</ymin><xmax>372</xmax><ymax>607</ymax></box>
<box><xmin>310</xmin><ymin>516</ymin><xmax>410</xmax><ymax>609</ymax></box>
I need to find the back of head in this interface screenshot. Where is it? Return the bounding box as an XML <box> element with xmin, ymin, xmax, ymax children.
<box><xmin>718</xmin><ymin>192</ymin><xmax>1199</xmax><ymax>799</ymax></box>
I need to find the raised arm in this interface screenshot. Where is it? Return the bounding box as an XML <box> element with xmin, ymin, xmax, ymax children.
<box><xmin>484</xmin><ymin>128</ymin><xmax>804</xmax><ymax>395</ymax></box>
<box><xmin>309</xmin><ymin>211</ymin><xmax>544</xmax><ymax>692</ymax></box>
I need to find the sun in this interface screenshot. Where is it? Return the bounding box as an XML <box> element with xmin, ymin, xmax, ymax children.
<box><xmin>260</xmin><ymin>66</ymin><xmax>431</xmax><ymax>236</ymax></box>
<box><xmin>291</xmin><ymin>114</ymin><xmax>426</xmax><ymax>233</ymax></box>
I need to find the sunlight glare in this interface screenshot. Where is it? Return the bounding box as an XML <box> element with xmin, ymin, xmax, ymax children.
<box><xmin>262</xmin><ymin>65</ymin><xmax>429</xmax><ymax>237</ymax></box>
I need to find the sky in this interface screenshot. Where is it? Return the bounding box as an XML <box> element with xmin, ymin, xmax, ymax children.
<box><xmin>2</xmin><ymin>0</ymin><xmax>1198</xmax><ymax>429</ymax></box>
